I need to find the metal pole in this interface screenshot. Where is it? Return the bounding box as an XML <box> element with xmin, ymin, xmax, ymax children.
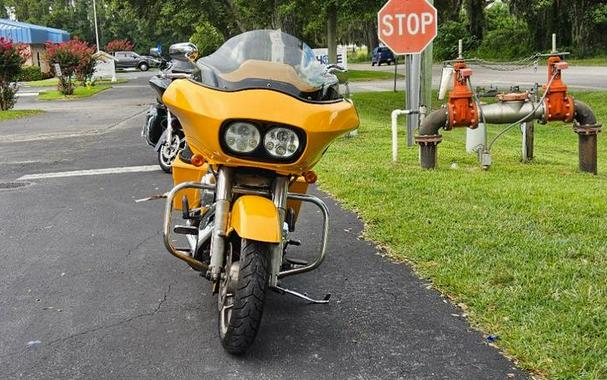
<box><xmin>93</xmin><ymin>0</ymin><xmax>100</xmax><ymax>52</ymax></box>
<box><xmin>421</xmin><ymin>0</ymin><xmax>434</xmax><ymax>110</ymax></box>
<box><xmin>552</xmin><ymin>33</ymin><xmax>557</xmax><ymax>53</ymax></box>
<box><xmin>393</xmin><ymin>56</ymin><xmax>398</xmax><ymax>92</ymax></box>
<box><xmin>405</xmin><ymin>54</ymin><xmax>422</xmax><ymax>148</ymax></box>
<box><xmin>458</xmin><ymin>39</ymin><xmax>463</xmax><ymax>59</ymax></box>
<box><xmin>521</xmin><ymin>121</ymin><xmax>534</xmax><ymax>162</ymax></box>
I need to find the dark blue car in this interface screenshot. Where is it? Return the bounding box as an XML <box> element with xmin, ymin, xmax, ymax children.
<box><xmin>371</xmin><ymin>47</ymin><xmax>395</xmax><ymax>66</ymax></box>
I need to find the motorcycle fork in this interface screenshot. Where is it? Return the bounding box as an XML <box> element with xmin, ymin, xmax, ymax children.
<box><xmin>165</xmin><ymin>111</ymin><xmax>174</xmax><ymax>145</ymax></box>
<box><xmin>270</xmin><ymin>176</ymin><xmax>290</xmax><ymax>287</ymax></box>
<box><xmin>208</xmin><ymin>166</ymin><xmax>233</xmax><ymax>283</ymax></box>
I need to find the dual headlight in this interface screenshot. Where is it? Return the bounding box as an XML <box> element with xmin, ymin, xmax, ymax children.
<box><xmin>223</xmin><ymin>121</ymin><xmax>302</xmax><ymax>160</ymax></box>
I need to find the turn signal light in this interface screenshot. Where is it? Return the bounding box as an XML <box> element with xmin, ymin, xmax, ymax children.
<box><xmin>191</xmin><ymin>154</ymin><xmax>205</xmax><ymax>167</ymax></box>
<box><xmin>303</xmin><ymin>171</ymin><xmax>317</xmax><ymax>184</ymax></box>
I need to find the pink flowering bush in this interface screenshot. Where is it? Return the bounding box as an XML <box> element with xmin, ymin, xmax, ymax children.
<box><xmin>0</xmin><ymin>37</ymin><xmax>27</xmax><ymax>110</ymax></box>
<box><xmin>45</xmin><ymin>39</ymin><xmax>95</xmax><ymax>95</ymax></box>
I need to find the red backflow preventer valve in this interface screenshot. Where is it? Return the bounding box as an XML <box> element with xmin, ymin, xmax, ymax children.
<box><xmin>447</xmin><ymin>62</ymin><xmax>479</xmax><ymax>130</ymax></box>
<box><xmin>544</xmin><ymin>55</ymin><xmax>575</xmax><ymax>123</ymax></box>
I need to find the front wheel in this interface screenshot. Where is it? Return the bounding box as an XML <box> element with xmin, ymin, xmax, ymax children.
<box><xmin>157</xmin><ymin>132</ymin><xmax>185</xmax><ymax>173</ymax></box>
<box><xmin>138</xmin><ymin>62</ymin><xmax>149</xmax><ymax>72</ymax></box>
<box><xmin>218</xmin><ymin>239</ymin><xmax>270</xmax><ymax>355</ymax></box>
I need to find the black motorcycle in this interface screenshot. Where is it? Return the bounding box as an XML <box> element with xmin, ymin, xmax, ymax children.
<box><xmin>143</xmin><ymin>43</ymin><xmax>198</xmax><ymax>173</ymax></box>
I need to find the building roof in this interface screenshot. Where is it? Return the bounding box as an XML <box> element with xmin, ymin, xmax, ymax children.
<box><xmin>0</xmin><ymin>19</ymin><xmax>70</xmax><ymax>44</ymax></box>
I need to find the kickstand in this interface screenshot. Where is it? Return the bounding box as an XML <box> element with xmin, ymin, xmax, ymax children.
<box><xmin>271</xmin><ymin>285</ymin><xmax>331</xmax><ymax>304</ymax></box>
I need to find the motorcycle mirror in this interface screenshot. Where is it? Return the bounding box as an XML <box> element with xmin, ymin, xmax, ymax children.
<box><xmin>326</xmin><ymin>64</ymin><xmax>347</xmax><ymax>74</ymax></box>
<box><xmin>169</xmin><ymin>42</ymin><xmax>199</xmax><ymax>63</ymax></box>
<box><xmin>149</xmin><ymin>48</ymin><xmax>162</xmax><ymax>58</ymax></box>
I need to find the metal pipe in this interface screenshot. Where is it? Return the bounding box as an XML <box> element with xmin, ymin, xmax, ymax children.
<box><xmin>162</xmin><ymin>182</ymin><xmax>330</xmax><ymax>278</ymax></box>
<box><xmin>574</xmin><ymin>100</ymin><xmax>598</xmax><ymax>126</ymax></box>
<box><xmin>577</xmin><ymin>130</ymin><xmax>599</xmax><ymax>174</ymax></box>
<box><xmin>521</xmin><ymin>121</ymin><xmax>534</xmax><ymax>163</ymax></box>
<box><xmin>416</xmin><ymin>109</ymin><xmax>448</xmax><ymax>169</ymax></box>
<box><xmin>163</xmin><ymin>182</ymin><xmax>216</xmax><ymax>272</ymax></box>
<box><xmin>573</xmin><ymin>100</ymin><xmax>602</xmax><ymax>175</ymax></box>
<box><xmin>481</xmin><ymin>101</ymin><xmax>545</xmax><ymax>125</ymax></box>
<box><xmin>406</xmin><ymin>54</ymin><xmax>422</xmax><ymax>147</ymax></box>
<box><xmin>278</xmin><ymin>193</ymin><xmax>330</xmax><ymax>279</ymax></box>
<box><xmin>418</xmin><ymin>108</ymin><xmax>449</xmax><ymax>136</ymax></box>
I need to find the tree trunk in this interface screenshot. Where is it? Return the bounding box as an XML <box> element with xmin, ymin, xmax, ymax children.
<box><xmin>436</xmin><ymin>0</ymin><xmax>463</xmax><ymax>22</ymax></box>
<box><xmin>327</xmin><ymin>3</ymin><xmax>338</xmax><ymax>64</ymax></box>
<box><xmin>465</xmin><ymin>0</ymin><xmax>484</xmax><ymax>41</ymax></box>
<box><xmin>570</xmin><ymin>0</ymin><xmax>590</xmax><ymax>56</ymax></box>
<box><xmin>367</xmin><ymin>18</ymin><xmax>379</xmax><ymax>52</ymax></box>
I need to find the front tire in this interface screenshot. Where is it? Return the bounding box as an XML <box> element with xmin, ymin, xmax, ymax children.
<box><xmin>218</xmin><ymin>239</ymin><xmax>270</xmax><ymax>355</ymax></box>
<box><xmin>138</xmin><ymin>62</ymin><xmax>149</xmax><ymax>72</ymax></box>
<box><xmin>157</xmin><ymin>132</ymin><xmax>185</xmax><ymax>173</ymax></box>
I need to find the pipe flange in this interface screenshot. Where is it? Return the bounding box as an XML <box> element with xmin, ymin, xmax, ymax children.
<box><xmin>415</xmin><ymin>134</ymin><xmax>443</xmax><ymax>146</ymax></box>
<box><xmin>574</xmin><ymin>124</ymin><xmax>602</xmax><ymax>136</ymax></box>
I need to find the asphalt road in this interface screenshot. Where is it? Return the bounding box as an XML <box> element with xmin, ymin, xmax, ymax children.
<box><xmin>1</xmin><ymin>74</ymin><xmax>527</xmax><ymax>379</ymax></box>
<box><xmin>348</xmin><ymin>62</ymin><xmax>607</xmax><ymax>93</ymax></box>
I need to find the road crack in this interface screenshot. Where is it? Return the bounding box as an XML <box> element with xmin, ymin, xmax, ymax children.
<box><xmin>0</xmin><ymin>284</ymin><xmax>172</xmax><ymax>361</ymax></box>
<box><xmin>126</xmin><ymin>230</ymin><xmax>161</xmax><ymax>257</ymax></box>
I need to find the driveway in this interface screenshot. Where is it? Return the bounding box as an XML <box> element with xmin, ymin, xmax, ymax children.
<box><xmin>0</xmin><ymin>78</ymin><xmax>527</xmax><ymax>379</ymax></box>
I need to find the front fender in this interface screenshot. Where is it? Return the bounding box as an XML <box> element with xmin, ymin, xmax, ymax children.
<box><xmin>230</xmin><ymin>196</ymin><xmax>281</xmax><ymax>243</ymax></box>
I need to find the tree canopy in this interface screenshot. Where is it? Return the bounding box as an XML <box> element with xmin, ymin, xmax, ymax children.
<box><xmin>5</xmin><ymin>0</ymin><xmax>607</xmax><ymax>59</ymax></box>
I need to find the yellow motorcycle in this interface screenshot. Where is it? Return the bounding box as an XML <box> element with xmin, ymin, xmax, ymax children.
<box><xmin>159</xmin><ymin>30</ymin><xmax>359</xmax><ymax>354</ymax></box>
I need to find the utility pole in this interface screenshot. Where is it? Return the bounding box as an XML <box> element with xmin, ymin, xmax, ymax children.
<box><xmin>93</xmin><ymin>0</ymin><xmax>100</xmax><ymax>52</ymax></box>
<box><xmin>420</xmin><ymin>0</ymin><xmax>434</xmax><ymax>111</ymax></box>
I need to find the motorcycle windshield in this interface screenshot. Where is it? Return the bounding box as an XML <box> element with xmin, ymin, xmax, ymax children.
<box><xmin>194</xmin><ymin>30</ymin><xmax>339</xmax><ymax>101</ymax></box>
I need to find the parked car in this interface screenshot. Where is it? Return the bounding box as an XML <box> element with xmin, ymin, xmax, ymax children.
<box><xmin>371</xmin><ymin>47</ymin><xmax>395</xmax><ymax>66</ymax></box>
<box><xmin>113</xmin><ymin>51</ymin><xmax>159</xmax><ymax>71</ymax></box>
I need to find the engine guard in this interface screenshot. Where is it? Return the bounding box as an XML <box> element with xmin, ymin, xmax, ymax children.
<box><xmin>162</xmin><ymin>182</ymin><xmax>330</xmax><ymax>279</ymax></box>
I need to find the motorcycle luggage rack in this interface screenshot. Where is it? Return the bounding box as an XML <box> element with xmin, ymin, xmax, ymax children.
<box><xmin>163</xmin><ymin>182</ymin><xmax>330</xmax><ymax>279</ymax></box>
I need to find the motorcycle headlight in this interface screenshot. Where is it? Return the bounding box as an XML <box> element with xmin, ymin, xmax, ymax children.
<box><xmin>223</xmin><ymin>122</ymin><xmax>261</xmax><ymax>153</ymax></box>
<box><xmin>263</xmin><ymin>127</ymin><xmax>300</xmax><ymax>158</ymax></box>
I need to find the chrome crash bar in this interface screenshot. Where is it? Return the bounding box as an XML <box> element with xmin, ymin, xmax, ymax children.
<box><xmin>162</xmin><ymin>182</ymin><xmax>330</xmax><ymax>278</ymax></box>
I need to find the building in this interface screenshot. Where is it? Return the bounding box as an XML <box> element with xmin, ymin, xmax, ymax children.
<box><xmin>0</xmin><ymin>19</ymin><xmax>70</xmax><ymax>72</ymax></box>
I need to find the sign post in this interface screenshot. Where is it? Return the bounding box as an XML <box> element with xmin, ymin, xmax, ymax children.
<box><xmin>378</xmin><ymin>0</ymin><xmax>437</xmax><ymax>156</ymax></box>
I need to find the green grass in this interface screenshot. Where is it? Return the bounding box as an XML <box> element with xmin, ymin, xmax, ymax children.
<box><xmin>567</xmin><ymin>56</ymin><xmax>607</xmax><ymax>67</ymax></box>
<box><xmin>339</xmin><ymin>70</ymin><xmax>404</xmax><ymax>82</ymax></box>
<box><xmin>24</xmin><ymin>77</ymin><xmax>128</xmax><ymax>87</ymax></box>
<box><xmin>38</xmin><ymin>85</ymin><xmax>112</xmax><ymax>100</ymax></box>
<box><xmin>0</xmin><ymin>109</ymin><xmax>44</xmax><ymax>121</ymax></box>
<box><xmin>316</xmin><ymin>91</ymin><xmax>607</xmax><ymax>379</ymax></box>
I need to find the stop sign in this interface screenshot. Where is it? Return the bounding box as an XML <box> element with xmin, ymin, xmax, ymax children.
<box><xmin>377</xmin><ymin>0</ymin><xmax>438</xmax><ymax>55</ymax></box>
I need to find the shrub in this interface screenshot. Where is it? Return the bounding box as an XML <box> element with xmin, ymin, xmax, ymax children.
<box><xmin>0</xmin><ymin>37</ymin><xmax>27</xmax><ymax>110</ymax></box>
<box><xmin>477</xmin><ymin>24</ymin><xmax>532</xmax><ymax>59</ymax></box>
<box><xmin>106</xmin><ymin>39</ymin><xmax>134</xmax><ymax>54</ymax></box>
<box><xmin>76</xmin><ymin>53</ymin><xmax>97</xmax><ymax>87</ymax></box>
<box><xmin>46</xmin><ymin>39</ymin><xmax>95</xmax><ymax>95</ymax></box>
<box><xmin>433</xmin><ymin>21</ymin><xmax>478</xmax><ymax>61</ymax></box>
<box><xmin>19</xmin><ymin>65</ymin><xmax>44</xmax><ymax>81</ymax></box>
<box><xmin>477</xmin><ymin>3</ymin><xmax>532</xmax><ymax>59</ymax></box>
<box><xmin>190</xmin><ymin>22</ymin><xmax>224</xmax><ymax>57</ymax></box>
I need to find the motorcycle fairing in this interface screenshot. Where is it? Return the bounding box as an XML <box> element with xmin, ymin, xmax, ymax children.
<box><xmin>162</xmin><ymin>80</ymin><xmax>359</xmax><ymax>176</ymax></box>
